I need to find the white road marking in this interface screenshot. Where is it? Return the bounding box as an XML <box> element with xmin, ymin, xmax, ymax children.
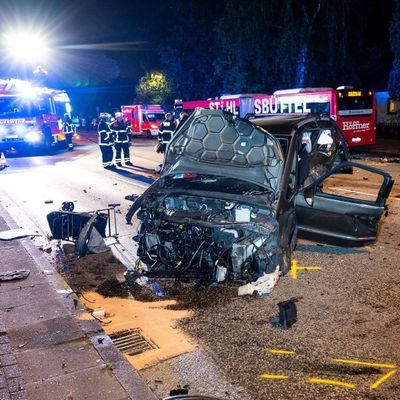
<box><xmin>329</xmin><ymin>187</ymin><xmax>400</xmax><ymax>202</ymax></box>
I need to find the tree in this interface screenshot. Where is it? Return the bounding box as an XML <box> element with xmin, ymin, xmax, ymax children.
<box><xmin>136</xmin><ymin>72</ymin><xmax>171</xmax><ymax>104</ymax></box>
<box><xmin>389</xmin><ymin>0</ymin><xmax>400</xmax><ymax>97</ymax></box>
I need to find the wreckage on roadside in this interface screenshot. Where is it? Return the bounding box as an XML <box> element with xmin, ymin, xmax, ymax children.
<box><xmin>127</xmin><ymin>109</ymin><xmax>394</xmax><ymax>285</ymax></box>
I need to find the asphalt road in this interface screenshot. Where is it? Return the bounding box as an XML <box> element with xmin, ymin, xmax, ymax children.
<box><xmin>0</xmin><ymin>132</ymin><xmax>162</xmax><ymax>256</ymax></box>
<box><xmin>1</xmin><ymin>132</ymin><xmax>400</xmax><ymax>400</ymax></box>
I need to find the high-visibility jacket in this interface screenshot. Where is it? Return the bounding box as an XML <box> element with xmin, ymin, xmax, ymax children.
<box><xmin>158</xmin><ymin>120</ymin><xmax>176</xmax><ymax>144</ymax></box>
<box><xmin>111</xmin><ymin>120</ymin><xmax>131</xmax><ymax>143</ymax></box>
<box><xmin>97</xmin><ymin>121</ymin><xmax>114</xmax><ymax>146</ymax></box>
<box><xmin>63</xmin><ymin>120</ymin><xmax>75</xmax><ymax>134</ymax></box>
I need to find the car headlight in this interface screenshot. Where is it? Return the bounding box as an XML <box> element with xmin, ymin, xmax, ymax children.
<box><xmin>13</xmin><ymin>125</ymin><xmax>26</xmax><ymax>135</ymax></box>
<box><xmin>26</xmin><ymin>131</ymin><xmax>41</xmax><ymax>142</ymax></box>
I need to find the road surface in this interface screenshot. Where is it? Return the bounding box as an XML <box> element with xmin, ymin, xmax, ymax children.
<box><xmin>1</xmin><ymin>132</ymin><xmax>400</xmax><ymax>400</ymax></box>
<box><xmin>0</xmin><ymin>132</ymin><xmax>162</xmax><ymax>257</ymax></box>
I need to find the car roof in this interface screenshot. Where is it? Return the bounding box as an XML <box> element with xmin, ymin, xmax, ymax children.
<box><xmin>249</xmin><ymin>113</ymin><xmax>333</xmax><ymax>136</ymax></box>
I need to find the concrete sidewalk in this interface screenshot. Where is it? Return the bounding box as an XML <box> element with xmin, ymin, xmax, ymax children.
<box><xmin>0</xmin><ymin>204</ymin><xmax>157</xmax><ymax>400</ymax></box>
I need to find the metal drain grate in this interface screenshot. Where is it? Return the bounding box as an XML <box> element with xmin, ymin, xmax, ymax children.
<box><xmin>109</xmin><ymin>329</ymin><xmax>157</xmax><ymax>356</ymax></box>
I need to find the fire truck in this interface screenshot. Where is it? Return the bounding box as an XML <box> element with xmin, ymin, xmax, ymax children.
<box><xmin>0</xmin><ymin>79</ymin><xmax>71</xmax><ymax>153</ymax></box>
<box><xmin>121</xmin><ymin>104</ymin><xmax>165</xmax><ymax>138</ymax></box>
<box><xmin>175</xmin><ymin>87</ymin><xmax>376</xmax><ymax>147</ymax></box>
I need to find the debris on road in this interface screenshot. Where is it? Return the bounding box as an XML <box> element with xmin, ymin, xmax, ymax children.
<box><xmin>0</xmin><ymin>269</ymin><xmax>30</xmax><ymax>281</ymax></box>
<box><xmin>238</xmin><ymin>266</ymin><xmax>280</xmax><ymax>297</ymax></box>
<box><xmin>47</xmin><ymin>204</ymin><xmax>119</xmax><ymax>257</ymax></box>
<box><xmin>269</xmin><ymin>298</ymin><xmax>298</xmax><ymax>330</ymax></box>
<box><xmin>92</xmin><ymin>309</ymin><xmax>106</xmax><ymax>319</ymax></box>
<box><xmin>0</xmin><ymin>228</ymin><xmax>41</xmax><ymax>240</ymax></box>
<box><xmin>44</xmin><ymin>200</ymin><xmax>53</xmax><ymax>204</ymax></box>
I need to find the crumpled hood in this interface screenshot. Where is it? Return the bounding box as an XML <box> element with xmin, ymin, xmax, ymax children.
<box><xmin>162</xmin><ymin>109</ymin><xmax>284</xmax><ymax>191</ymax></box>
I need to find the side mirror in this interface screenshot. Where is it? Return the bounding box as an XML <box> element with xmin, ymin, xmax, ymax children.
<box><xmin>304</xmin><ymin>185</ymin><xmax>315</xmax><ymax>207</ymax></box>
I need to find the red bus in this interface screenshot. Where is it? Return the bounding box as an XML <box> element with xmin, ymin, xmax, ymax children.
<box><xmin>175</xmin><ymin>87</ymin><xmax>376</xmax><ymax>147</ymax></box>
<box><xmin>174</xmin><ymin>94</ymin><xmax>263</xmax><ymax>119</ymax></box>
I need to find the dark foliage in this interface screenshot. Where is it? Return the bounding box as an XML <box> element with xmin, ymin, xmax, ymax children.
<box><xmin>158</xmin><ymin>0</ymin><xmax>395</xmax><ymax>100</ymax></box>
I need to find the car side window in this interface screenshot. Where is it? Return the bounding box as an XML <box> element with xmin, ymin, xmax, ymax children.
<box><xmin>301</xmin><ymin>126</ymin><xmax>339</xmax><ymax>185</ymax></box>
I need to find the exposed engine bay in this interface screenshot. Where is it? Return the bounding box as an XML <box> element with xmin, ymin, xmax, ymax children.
<box><xmin>134</xmin><ymin>190</ymin><xmax>283</xmax><ymax>283</ymax></box>
<box><xmin>127</xmin><ymin>109</ymin><xmax>287</xmax><ymax>284</ymax></box>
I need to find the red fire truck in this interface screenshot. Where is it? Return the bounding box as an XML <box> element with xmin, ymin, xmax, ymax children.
<box><xmin>0</xmin><ymin>79</ymin><xmax>70</xmax><ymax>153</ymax></box>
<box><xmin>175</xmin><ymin>87</ymin><xmax>376</xmax><ymax>147</ymax></box>
<box><xmin>121</xmin><ymin>104</ymin><xmax>165</xmax><ymax>138</ymax></box>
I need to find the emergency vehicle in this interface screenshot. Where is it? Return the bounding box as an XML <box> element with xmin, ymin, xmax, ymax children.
<box><xmin>0</xmin><ymin>79</ymin><xmax>71</xmax><ymax>153</ymax></box>
<box><xmin>121</xmin><ymin>104</ymin><xmax>165</xmax><ymax>138</ymax></box>
<box><xmin>175</xmin><ymin>87</ymin><xmax>376</xmax><ymax>147</ymax></box>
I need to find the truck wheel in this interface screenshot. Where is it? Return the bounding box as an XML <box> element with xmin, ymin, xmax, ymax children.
<box><xmin>146</xmin><ymin>130</ymin><xmax>152</xmax><ymax>139</ymax></box>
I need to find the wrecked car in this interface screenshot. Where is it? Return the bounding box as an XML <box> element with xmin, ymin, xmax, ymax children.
<box><xmin>126</xmin><ymin>109</ymin><xmax>393</xmax><ymax>283</ymax></box>
<box><xmin>250</xmin><ymin>114</ymin><xmax>394</xmax><ymax>246</ymax></box>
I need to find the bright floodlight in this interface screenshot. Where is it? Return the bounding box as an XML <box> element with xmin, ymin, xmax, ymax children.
<box><xmin>4</xmin><ymin>31</ymin><xmax>49</xmax><ymax>64</ymax></box>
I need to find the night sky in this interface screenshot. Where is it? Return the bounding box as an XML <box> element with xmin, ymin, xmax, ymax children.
<box><xmin>0</xmin><ymin>0</ymin><xmax>396</xmax><ymax>115</ymax></box>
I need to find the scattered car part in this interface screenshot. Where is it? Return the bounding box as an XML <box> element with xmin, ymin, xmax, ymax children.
<box><xmin>61</xmin><ymin>201</ymin><xmax>75</xmax><ymax>212</ymax></box>
<box><xmin>47</xmin><ymin>204</ymin><xmax>120</xmax><ymax>256</ymax></box>
<box><xmin>75</xmin><ymin>214</ymin><xmax>110</xmax><ymax>256</ymax></box>
<box><xmin>0</xmin><ymin>229</ymin><xmax>41</xmax><ymax>241</ymax></box>
<box><xmin>269</xmin><ymin>299</ymin><xmax>298</xmax><ymax>330</ymax></box>
<box><xmin>0</xmin><ymin>269</ymin><xmax>30</xmax><ymax>281</ymax></box>
<box><xmin>238</xmin><ymin>266</ymin><xmax>280</xmax><ymax>296</ymax></box>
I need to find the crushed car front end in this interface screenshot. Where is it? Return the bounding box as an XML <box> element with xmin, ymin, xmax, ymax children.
<box><xmin>129</xmin><ymin>109</ymin><xmax>286</xmax><ymax>283</ymax></box>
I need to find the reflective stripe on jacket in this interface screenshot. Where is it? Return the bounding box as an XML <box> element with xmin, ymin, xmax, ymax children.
<box><xmin>158</xmin><ymin>120</ymin><xmax>176</xmax><ymax>144</ymax></box>
<box><xmin>111</xmin><ymin>120</ymin><xmax>131</xmax><ymax>143</ymax></box>
<box><xmin>98</xmin><ymin>121</ymin><xmax>114</xmax><ymax>146</ymax></box>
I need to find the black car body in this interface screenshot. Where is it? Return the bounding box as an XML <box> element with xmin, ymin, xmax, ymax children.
<box><xmin>127</xmin><ymin>110</ymin><xmax>393</xmax><ymax>283</ymax></box>
<box><xmin>250</xmin><ymin>114</ymin><xmax>393</xmax><ymax>247</ymax></box>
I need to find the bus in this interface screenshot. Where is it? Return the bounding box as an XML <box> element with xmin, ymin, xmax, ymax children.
<box><xmin>0</xmin><ymin>79</ymin><xmax>71</xmax><ymax>153</ymax></box>
<box><xmin>175</xmin><ymin>87</ymin><xmax>376</xmax><ymax>147</ymax></box>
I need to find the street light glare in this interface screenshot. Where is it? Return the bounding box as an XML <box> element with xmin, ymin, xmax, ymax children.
<box><xmin>4</xmin><ymin>31</ymin><xmax>49</xmax><ymax>64</ymax></box>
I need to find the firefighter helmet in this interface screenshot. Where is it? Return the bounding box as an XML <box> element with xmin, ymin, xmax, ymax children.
<box><xmin>99</xmin><ymin>112</ymin><xmax>111</xmax><ymax>121</ymax></box>
<box><xmin>115</xmin><ymin>112</ymin><xmax>124</xmax><ymax>120</ymax></box>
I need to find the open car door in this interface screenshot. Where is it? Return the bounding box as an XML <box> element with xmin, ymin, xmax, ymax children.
<box><xmin>295</xmin><ymin>161</ymin><xmax>394</xmax><ymax>246</ymax></box>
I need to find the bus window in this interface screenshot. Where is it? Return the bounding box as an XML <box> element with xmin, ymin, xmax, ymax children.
<box><xmin>337</xmin><ymin>94</ymin><xmax>373</xmax><ymax>116</ymax></box>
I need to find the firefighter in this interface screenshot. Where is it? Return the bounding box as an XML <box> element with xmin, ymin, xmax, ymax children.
<box><xmin>42</xmin><ymin>120</ymin><xmax>53</xmax><ymax>151</ymax></box>
<box><xmin>113</xmin><ymin>112</ymin><xmax>132</xmax><ymax>166</ymax></box>
<box><xmin>177</xmin><ymin>111</ymin><xmax>189</xmax><ymax>128</ymax></box>
<box><xmin>111</xmin><ymin>112</ymin><xmax>133</xmax><ymax>167</ymax></box>
<box><xmin>63</xmin><ymin>113</ymin><xmax>75</xmax><ymax>151</ymax></box>
<box><xmin>157</xmin><ymin>112</ymin><xmax>176</xmax><ymax>153</ymax></box>
<box><xmin>97</xmin><ymin>113</ymin><xmax>116</xmax><ymax>169</ymax></box>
